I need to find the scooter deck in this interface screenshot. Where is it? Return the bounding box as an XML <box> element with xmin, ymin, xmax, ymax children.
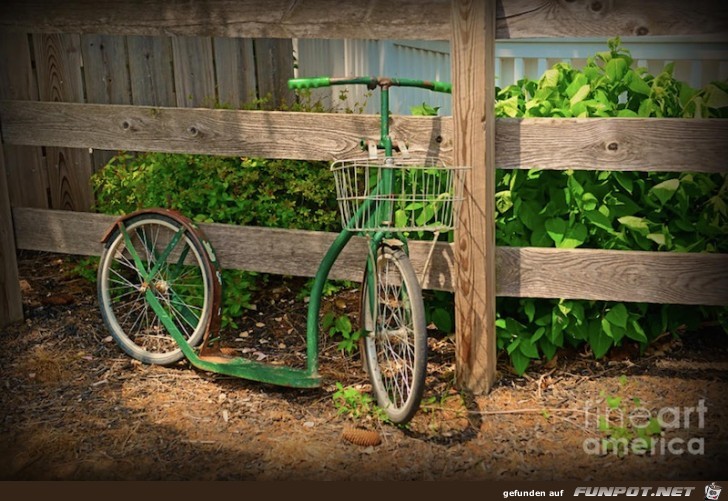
<box><xmin>194</xmin><ymin>352</ymin><xmax>321</xmax><ymax>388</ymax></box>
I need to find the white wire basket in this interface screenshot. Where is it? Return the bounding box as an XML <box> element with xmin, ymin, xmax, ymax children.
<box><xmin>331</xmin><ymin>156</ymin><xmax>468</xmax><ymax>233</ymax></box>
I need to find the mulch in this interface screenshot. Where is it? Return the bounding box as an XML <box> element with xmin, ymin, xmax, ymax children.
<box><xmin>1</xmin><ymin>250</ymin><xmax>727</xmax><ymax>480</ymax></box>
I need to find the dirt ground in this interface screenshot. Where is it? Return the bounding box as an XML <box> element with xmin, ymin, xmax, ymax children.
<box><xmin>1</xmin><ymin>251</ymin><xmax>727</xmax><ymax>481</ymax></box>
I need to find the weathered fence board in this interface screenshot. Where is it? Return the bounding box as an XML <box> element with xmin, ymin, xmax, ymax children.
<box><xmin>451</xmin><ymin>0</ymin><xmax>497</xmax><ymax>394</ymax></box>
<box><xmin>127</xmin><ymin>36</ymin><xmax>176</xmax><ymax>107</ymax></box>
<box><xmin>0</xmin><ymin>0</ymin><xmax>725</xmax><ymax>40</ymax></box>
<box><xmin>253</xmin><ymin>39</ymin><xmax>295</xmax><ymax>109</ymax></box>
<box><xmin>11</xmin><ymin>208</ymin><xmax>454</xmax><ymax>291</ymax></box>
<box><xmin>0</xmin><ymin>33</ymin><xmax>48</xmax><ymax>209</ymax></box>
<box><xmin>13</xmin><ymin>207</ymin><xmax>728</xmax><ymax>306</ymax></box>
<box><xmin>0</xmin><ymin>101</ymin><xmax>450</xmax><ymax>161</ymax></box>
<box><xmin>81</xmin><ymin>34</ymin><xmax>133</xmax><ymax>169</ymax></box>
<box><xmin>496</xmin><ymin>118</ymin><xmax>728</xmax><ymax>173</ymax></box>
<box><xmin>213</xmin><ymin>37</ymin><xmax>257</xmax><ymax>108</ymax></box>
<box><xmin>497</xmin><ymin>247</ymin><xmax>728</xmax><ymax>307</ymax></box>
<box><xmin>3</xmin><ymin>100</ymin><xmax>728</xmax><ymax>173</ymax></box>
<box><xmin>33</xmin><ymin>33</ymin><xmax>95</xmax><ymax>211</ymax></box>
<box><xmin>171</xmin><ymin>36</ymin><xmax>217</xmax><ymax>108</ymax></box>
<box><xmin>0</xmin><ymin>142</ymin><xmax>23</xmax><ymax>327</ymax></box>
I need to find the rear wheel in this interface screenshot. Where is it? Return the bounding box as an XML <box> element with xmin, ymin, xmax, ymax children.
<box><xmin>97</xmin><ymin>213</ymin><xmax>214</xmax><ymax>365</ymax></box>
<box><xmin>361</xmin><ymin>245</ymin><xmax>427</xmax><ymax>424</ymax></box>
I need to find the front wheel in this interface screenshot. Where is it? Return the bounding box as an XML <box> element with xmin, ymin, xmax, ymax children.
<box><xmin>97</xmin><ymin>213</ymin><xmax>215</xmax><ymax>365</ymax></box>
<box><xmin>361</xmin><ymin>245</ymin><xmax>427</xmax><ymax>424</ymax></box>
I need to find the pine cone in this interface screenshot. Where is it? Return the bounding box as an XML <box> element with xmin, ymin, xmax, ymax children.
<box><xmin>342</xmin><ymin>427</ymin><xmax>381</xmax><ymax>447</ymax></box>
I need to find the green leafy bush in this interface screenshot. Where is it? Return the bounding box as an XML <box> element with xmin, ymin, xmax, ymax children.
<box><xmin>492</xmin><ymin>38</ymin><xmax>727</xmax><ymax>374</ymax></box>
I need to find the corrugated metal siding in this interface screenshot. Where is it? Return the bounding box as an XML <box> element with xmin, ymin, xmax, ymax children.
<box><xmin>295</xmin><ymin>37</ymin><xmax>728</xmax><ymax>116</ymax></box>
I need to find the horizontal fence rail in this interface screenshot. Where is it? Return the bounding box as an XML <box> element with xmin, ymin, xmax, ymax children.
<box><xmin>13</xmin><ymin>208</ymin><xmax>728</xmax><ymax>306</ymax></box>
<box><xmin>2</xmin><ymin>101</ymin><xmax>728</xmax><ymax>173</ymax></box>
<box><xmin>0</xmin><ymin>0</ymin><xmax>725</xmax><ymax>40</ymax></box>
<box><xmin>0</xmin><ymin>101</ymin><xmax>448</xmax><ymax>161</ymax></box>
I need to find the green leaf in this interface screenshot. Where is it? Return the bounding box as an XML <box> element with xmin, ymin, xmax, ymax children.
<box><xmin>524</xmin><ymin>300</ymin><xmax>536</xmax><ymax>323</ymax></box>
<box><xmin>565</xmin><ymin>73</ymin><xmax>588</xmax><ymax>98</ymax></box>
<box><xmin>431</xmin><ymin>307</ymin><xmax>454</xmax><ymax>333</ymax></box>
<box><xmin>415</xmin><ymin>204</ymin><xmax>435</xmax><ymax>226</ymax></box>
<box><xmin>335</xmin><ymin>315</ymin><xmax>352</xmax><ymax>335</ymax></box>
<box><xmin>581</xmin><ymin>192</ymin><xmax>599</xmax><ymax>211</ymax></box>
<box><xmin>567</xmin><ymin>173</ymin><xmax>585</xmax><ymax>197</ymax></box>
<box><xmin>519</xmin><ymin>337</ymin><xmax>540</xmax><ymax>359</ymax></box>
<box><xmin>645</xmin><ymin>417</ymin><xmax>662</xmax><ymax>436</ymax></box>
<box><xmin>618</xmin><ymin>215</ymin><xmax>650</xmax><ymax>234</ymax></box>
<box><xmin>606</xmin><ymin>395</ymin><xmax>622</xmax><ymax>410</ymax></box>
<box><xmin>558</xmin><ymin>222</ymin><xmax>587</xmax><ymax>248</ymax></box>
<box><xmin>539</xmin><ymin>337</ymin><xmax>557</xmax><ymax>361</ymax></box>
<box><xmin>530</xmin><ymin>225</ymin><xmax>552</xmax><ymax>247</ymax></box>
<box><xmin>545</xmin><ymin>218</ymin><xmax>567</xmax><ymax>245</ymax></box>
<box><xmin>626</xmin><ymin>319</ymin><xmax>649</xmax><ymax>344</ymax></box>
<box><xmin>570</xmin><ymin>84</ymin><xmax>591</xmax><ymax>106</ymax></box>
<box><xmin>394</xmin><ymin>209</ymin><xmax>408</xmax><ymax>228</ymax></box>
<box><xmin>531</xmin><ymin>326</ymin><xmax>546</xmax><ymax>343</ymax></box>
<box><xmin>613</xmin><ymin>172</ymin><xmax>634</xmax><ymax>193</ymax></box>
<box><xmin>705</xmin><ymin>83</ymin><xmax>728</xmax><ymax>109</ymax></box>
<box><xmin>322</xmin><ymin>311</ymin><xmax>335</xmax><ymax>330</ymax></box>
<box><xmin>496</xmin><ymin>95</ymin><xmax>520</xmax><ymax>117</ymax></box>
<box><xmin>605</xmin><ymin>57</ymin><xmax>628</xmax><ymax>82</ymax></box>
<box><xmin>605</xmin><ymin>303</ymin><xmax>629</xmax><ymax>329</ymax></box>
<box><xmin>589</xmin><ymin>320</ymin><xmax>613</xmax><ymax>359</ymax></box>
<box><xmin>510</xmin><ymin>349</ymin><xmax>531</xmax><ymax>376</ymax></box>
<box><xmin>609</xmin><ymin>193</ymin><xmax>642</xmax><ymax>217</ymax></box>
<box><xmin>518</xmin><ymin>200</ymin><xmax>544</xmax><ymax>231</ymax></box>
<box><xmin>647</xmin><ymin>232</ymin><xmax>666</xmax><ymax>246</ymax></box>
<box><xmin>495</xmin><ymin>190</ymin><xmax>513</xmax><ymax>213</ymax></box>
<box><xmin>679</xmin><ymin>83</ymin><xmax>698</xmax><ymax>107</ymax></box>
<box><xmin>638</xmin><ymin>99</ymin><xmax>655</xmax><ymax>117</ymax></box>
<box><xmin>585</xmin><ymin>209</ymin><xmax>613</xmax><ymax>232</ymax></box>
<box><xmin>539</xmin><ymin>68</ymin><xmax>560</xmax><ymax>89</ymax></box>
<box><xmin>627</xmin><ymin>70</ymin><xmax>651</xmax><ymax>96</ymax></box>
<box><xmin>649</xmin><ymin>178</ymin><xmax>680</xmax><ymax>206</ymax></box>
<box><xmin>411</xmin><ymin>102</ymin><xmax>440</xmax><ymax>116</ymax></box>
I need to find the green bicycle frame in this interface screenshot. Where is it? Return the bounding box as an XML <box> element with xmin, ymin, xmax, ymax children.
<box><xmin>122</xmin><ymin>76</ymin><xmax>451</xmax><ymax>388</ymax></box>
<box><xmin>293</xmin><ymin>76</ymin><xmax>451</xmax><ymax>385</ymax></box>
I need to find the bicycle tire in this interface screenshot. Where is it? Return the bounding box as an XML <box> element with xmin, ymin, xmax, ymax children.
<box><xmin>361</xmin><ymin>244</ymin><xmax>427</xmax><ymax>424</ymax></box>
<box><xmin>97</xmin><ymin>213</ymin><xmax>215</xmax><ymax>365</ymax></box>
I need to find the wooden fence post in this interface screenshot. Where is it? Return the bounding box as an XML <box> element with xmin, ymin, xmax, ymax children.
<box><xmin>0</xmin><ymin>140</ymin><xmax>23</xmax><ymax>327</ymax></box>
<box><xmin>451</xmin><ymin>0</ymin><xmax>497</xmax><ymax>394</ymax></box>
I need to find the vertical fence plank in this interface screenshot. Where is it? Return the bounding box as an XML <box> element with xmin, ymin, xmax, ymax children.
<box><xmin>34</xmin><ymin>33</ymin><xmax>95</xmax><ymax>211</ymax></box>
<box><xmin>451</xmin><ymin>0</ymin><xmax>497</xmax><ymax>394</ymax></box>
<box><xmin>214</xmin><ymin>37</ymin><xmax>257</xmax><ymax>108</ymax></box>
<box><xmin>171</xmin><ymin>36</ymin><xmax>216</xmax><ymax>108</ymax></box>
<box><xmin>0</xmin><ymin>32</ymin><xmax>48</xmax><ymax>208</ymax></box>
<box><xmin>253</xmin><ymin>39</ymin><xmax>295</xmax><ymax>109</ymax></box>
<box><xmin>127</xmin><ymin>35</ymin><xmax>175</xmax><ymax>106</ymax></box>
<box><xmin>81</xmin><ymin>34</ymin><xmax>132</xmax><ymax>170</ymax></box>
<box><xmin>0</xmin><ymin>140</ymin><xmax>23</xmax><ymax>327</ymax></box>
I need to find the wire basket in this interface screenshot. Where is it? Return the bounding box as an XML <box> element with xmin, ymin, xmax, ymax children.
<box><xmin>331</xmin><ymin>156</ymin><xmax>468</xmax><ymax>233</ymax></box>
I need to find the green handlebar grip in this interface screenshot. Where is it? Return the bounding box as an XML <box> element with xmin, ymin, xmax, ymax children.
<box><xmin>288</xmin><ymin>77</ymin><xmax>331</xmax><ymax>90</ymax></box>
<box><xmin>432</xmin><ymin>81</ymin><xmax>452</xmax><ymax>94</ymax></box>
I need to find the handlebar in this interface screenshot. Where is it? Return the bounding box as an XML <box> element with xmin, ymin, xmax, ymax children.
<box><xmin>288</xmin><ymin>76</ymin><xmax>451</xmax><ymax>94</ymax></box>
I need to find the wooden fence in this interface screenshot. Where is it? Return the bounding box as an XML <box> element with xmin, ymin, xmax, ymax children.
<box><xmin>0</xmin><ymin>31</ymin><xmax>294</xmax><ymax>211</ymax></box>
<box><xmin>0</xmin><ymin>0</ymin><xmax>727</xmax><ymax>394</ymax></box>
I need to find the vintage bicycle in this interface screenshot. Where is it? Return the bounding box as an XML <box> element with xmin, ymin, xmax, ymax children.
<box><xmin>96</xmin><ymin>76</ymin><xmax>466</xmax><ymax>424</ymax></box>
